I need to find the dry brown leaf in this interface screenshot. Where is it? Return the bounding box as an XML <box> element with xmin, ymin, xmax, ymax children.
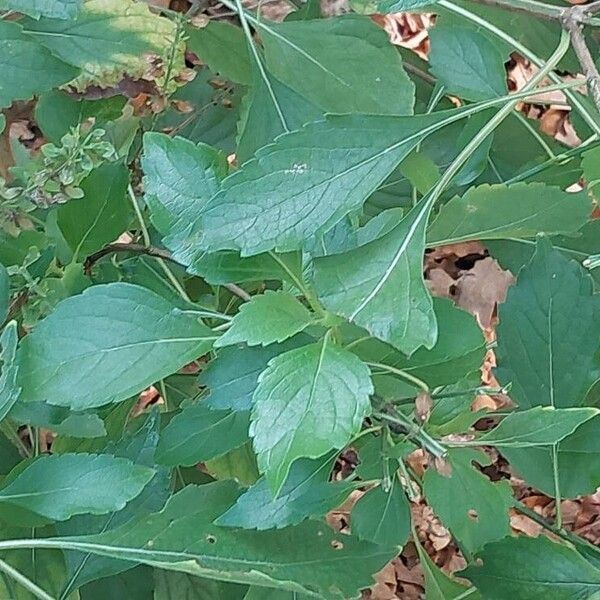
<box><xmin>454</xmin><ymin>257</ymin><xmax>514</xmax><ymax>328</ymax></box>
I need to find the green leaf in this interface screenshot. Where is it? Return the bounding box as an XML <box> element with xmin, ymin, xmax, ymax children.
<box><xmin>203</xmin><ymin>336</ymin><xmax>311</xmax><ymax>412</ymax></box>
<box><xmin>154</xmin><ymin>569</ymin><xmax>248</xmax><ymax>600</ymax></box>
<box><xmin>0</xmin><ymin>525</ymin><xmax>71</xmax><ymax>600</ymax></box>
<box><xmin>0</xmin><ymin>20</ymin><xmax>77</xmax><ymax>108</ymax></box>
<box><xmin>582</xmin><ymin>144</ymin><xmax>600</xmax><ymax>201</ymax></box>
<box><xmin>0</xmin><ymin>0</ymin><xmax>81</xmax><ymax>18</ymax></box>
<box><xmin>35</xmin><ymin>91</ymin><xmax>126</xmax><ymax>143</ymax></box>
<box><xmin>423</xmin><ymin>448</ymin><xmax>513</xmax><ymax>555</ymax></box>
<box><xmin>186</xmin><ymin>21</ymin><xmax>252</xmax><ymax>85</ymax></box>
<box><xmin>216</xmin><ymin>454</ymin><xmax>353</xmax><ymax>530</ymax></box>
<box><xmin>351</xmin><ymin>477</ymin><xmax>411</xmax><ymax>547</ymax></box>
<box><xmin>0</xmin><ymin>264</ymin><xmax>8</xmax><ymax>325</ymax></box>
<box><xmin>189</xmin><ymin>250</ymin><xmax>303</xmax><ymax>286</ymax></box>
<box><xmin>415</xmin><ymin>536</ymin><xmax>479</xmax><ymax>600</ymax></box>
<box><xmin>0</xmin><ymin>322</ymin><xmax>20</xmax><ymax>422</ymax></box>
<box><xmin>0</xmin><ymin>453</ymin><xmax>154</xmax><ymax>521</ymax></box>
<box><xmin>429</xmin><ymin>24</ymin><xmax>507</xmax><ymax>101</ymax></box>
<box><xmin>22</xmin><ymin>0</ymin><xmax>179</xmax><ymax>83</ymax></box>
<box><xmin>197</xmin><ymin>108</ymin><xmax>479</xmax><ymax>256</ymax></box>
<box><xmin>462</xmin><ymin>536</ymin><xmax>600</xmax><ymax>600</ymax></box>
<box><xmin>495</xmin><ymin>238</ymin><xmax>600</xmax><ymax>409</ymax></box>
<box><xmin>427</xmin><ymin>183</ymin><xmax>592</xmax><ymax>246</ymax></box>
<box><xmin>258</xmin><ymin>14</ymin><xmax>414</xmax><ymax>114</ymax></box>
<box><xmin>377</xmin><ymin>0</ymin><xmax>436</xmax><ymax>12</ymax></box>
<box><xmin>156</xmin><ymin>404</ymin><xmax>250</xmax><ymax>467</ymax></box>
<box><xmin>142</xmin><ymin>132</ymin><xmax>227</xmax><ymax>245</ymax></box>
<box><xmin>346</xmin><ymin>298</ymin><xmax>484</xmax><ymax>386</ymax></box>
<box><xmin>52</xmin><ymin>481</ymin><xmax>396</xmax><ymax>599</ymax></box>
<box><xmin>245</xmin><ymin>588</ymin><xmax>312</xmax><ymax>600</ymax></box>
<box><xmin>58</xmin><ymin>412</ymin><xmax>171</xmax><ymax>595</ymax></box>
<box><xmin>215</xmin><ymin>291</ymin><xmax>314</xmax><ymax>348</ymax></box>
<box><xmin>313</xmin><ymin>197</ymin><xmax>437</xmax><ymax>355</ymax></box>
<box><xmin>17</xmin><ymin>283</ymin><xmax>217</xmax><ymax>410</ymax></box>
<box><xmin>142</xmin><ymin>132</ymin><xmax>300</xmax><ymax>285</ymax></box>
<box><xmin>80</xmin><ymin>566</ymin><xmax>154</xmax><ymax>600</ymax></box>
<box><xmin>251</xmin><ymin>337</ymin><xmax>373</xmax><ymax>494</ymax></box>
<box><xmin>502</xmin><ymin>415</ymin><xmax>600</xmax><ymax>498</ymax></box>
<box><xmin>57</xmin><ymin>162</ymin><xmax>131</xmax><ymax>258</ymax></box>
<box><xmin>476</xmin><ymin>407</ymin><xmax>598</xmax><ymax>448</ymax></box>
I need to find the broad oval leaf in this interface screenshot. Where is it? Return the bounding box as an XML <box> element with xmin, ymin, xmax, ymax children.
<box><xmin>0</xmin><ymin>453</ymin><xmax>154</xmax><ymax>521</ymax></box>
<box><xmin>429</xmin><ymin>25</ymin><xmax>507</xmax><ymax>102</ymax></box>
<box><xmin>495</xmin><ymin>238</ymin><xmax>600</xmax><ymax>409</ymax></box>
<box><xmin>17</xmin><ymin>283</ymin><xmax>217</xmax><ymax>410</ymax></box>
<box><xmin>251</xmin><ymin>337</ymin><xmax>373</xmax><ymax>494</ymax></box>
<box><xmin>215</xmin><ymin>290</ymin><xmax>314</xmax><ymax>348</ymax></box>
<box><xmin>0</xmin><ymin>0</ymin><xmax>81</xmax><ymax>19</ymax></box>
<box><xmin>423</xmin><ymin>448</ymin><xmax>513</xmax><ymax>555</ymax></box>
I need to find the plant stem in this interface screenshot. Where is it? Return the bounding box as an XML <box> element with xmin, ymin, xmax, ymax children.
<box><xmin>0</xmin><ymin>558</ymin><xmax>55</xmax><ymax>600</ymax></box>
<box><xmin>468</xmin><ymin>0</ymin><xmax>600</xmax><ymax>25</ymax></box>
<box><xmin>561</xmin><ymin>6</ymin><xmax>600</xmax><ymax>112</ymax></box>
<box><xmin>552</xmin><ymin>443</ymin><xmax>563</xmax><ymax>528</ymax></box>
<box><xmin>367</xmin><ymin>362</ymin><xmax>430</xmax><ymax>393</ymax></box>
<box><xmin>374</xmin><ymin>411</ymin><xmax>448</xmax><ymax>458</ymax></box>
<box><xmin>438</xmin><ymin>0</ymin><xmax>600</xmax><ymax>136</ymax></box>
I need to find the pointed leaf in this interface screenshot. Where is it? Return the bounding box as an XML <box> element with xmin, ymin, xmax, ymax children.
<box><xmin>495</xmin><ymin>238</ymin><xmax>600</xmax><ymax>408</ymax></box>
<box><xmin>216</xmin><ymin>290</ymin><xmax>313</xmax><ymax>348</ymax></box>
<box><xmin>429</xmin><ymin>25</ymin><xmax>507</xmax><ymax>101</ymax></box>
<box><xmin>58</xmin><ymin>412</ymin><xmax>171</xmax><ymax>595</ymax></box>
<box><xmin>0</xmin><ymin>453</ymin><xmax>154</xmax><ymax>521</ymax></box>
<box><xmin>203</xmin><ymin>336</ymin><xmax>311</xmax><ymax>412</ymax></box>
<box><xmin>427</xmin><ymin>183</ymin><xmax>592</xmax><ymax>246</ymax></box>
<box><xmin>58</xmin><ymin>162</ymin><xmax>131</xmax><ymax>257</ymax></box>
<box><xmin>198</xmin><ymin>109</ymin><xmax>478</xmax><ymax>256</ymax></box>
<box><xmin>502</xmin><ymin>415</ymin><xmax>600</xmax><ymax>498</ymax></box>
<box><xmin>251</xmin><ymin>337</ymin><xmax>373</xmax><ymax>494</ymax></box>
<box><xmin>52</xmin><ymin>482</ymin><xmax>397</xmax><ymax>599</ymax></box>
<box><xmin>185</xmin><ymin>21</ymin><xmax>252</xmax><ymax>85</ymax></box>
<box><xmin>415</xmin><ymin>537</ymin><xmax>480</xmax><ymax>600</ymax></box>
<box><xmin>476</xmin><ymin>406</ymin><xmax>598</xmax><ymax>448</ymax></box>
<box><xmin>423</xmin><ymin>448</ymin><xmax>513</xmax><ymax>554</ymax></box>
<box><xmin>258</xmin><ymin>14</ymin><xmax>415</xmax><ymax>114</ymax></box>
<box><xmin>157</xmin><ymin>404</ymin><xmax>250</xmax><ymax>467</ymax></box>
<box><xmin>17</xmin><ymin>283</ymin><xmax>217</xmax><ymax>409</ymax></box>
<box><xmin>351</xmin><ymin>478</ymin><xmax>411</xmax><ymax>547</ymax></box>
<box><xmin>216</xmin><ymin>454</ymin><xmax>352</xmax><ymax>530</ymax></box>
<box><xmin>462</xmin><ymin>536</ymin><xmax>600</xmax><ymax>600</ymax></box>
<box><xmin>314</xmin><ymin>197</ymin><xmax>437</xmax><ymax>355</ymax></box>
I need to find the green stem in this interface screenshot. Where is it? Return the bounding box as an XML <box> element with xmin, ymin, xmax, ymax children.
<box><xmin>0</xmin><ymin>558</ymin><xmax>55</xmax><ymax>600</ymax></box>
<box><xmin>438</xmin><ymin>0</ymin><xmax>600</xmax><ymax>136</ymax></box>
<box><xmin>367</xmin><ymin>362</ymin><xmax>430</xmax><ymax>393</ymax></box>
<box><xmin>552</xmin><ymin>443</ymin><xmax>563</xmax><ymax>528</ymax></box>
<box><xmin>468</xmin><ymin>0</ymin><xmax>600</xmax><ymax>25</ymax></box>
<box><xmin>374</xmin><ymin>411</ymin><xmax>448</xmax><ymax>458</ymax></box>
